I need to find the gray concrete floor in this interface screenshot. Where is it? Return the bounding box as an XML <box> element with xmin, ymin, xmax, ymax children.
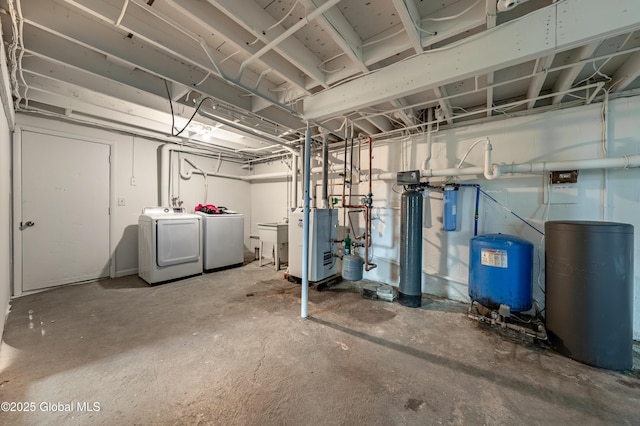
<box><xmin>1</xmin><ymin>259</ymin><xmax>639</xmax><ymax>425</ymax></box>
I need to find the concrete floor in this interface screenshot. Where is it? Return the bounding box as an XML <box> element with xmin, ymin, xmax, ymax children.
<box><xmin>1</xmin><ymin>260</ymin><xmax>639</xmax><ymax>425</ymax></box>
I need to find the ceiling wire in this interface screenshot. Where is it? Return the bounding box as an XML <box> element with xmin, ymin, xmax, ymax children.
<box><xmin>7</xmin><ymin>0</ymin><xmax>28</xmax><ymax>107</ymax></box>
<box><xmin>245</xmin><ymin>0</ymin><xmax>301</xmax><ymax>48</ymax></box>
<box><xmin>6</xmin><ymin>0</ymin><xmax>20</xmax><ymax>103</ymax></box>
<box><xmin>422</xmin><ymin>0</ymin><xmax>482</xmax><ymax>22</ymax></box>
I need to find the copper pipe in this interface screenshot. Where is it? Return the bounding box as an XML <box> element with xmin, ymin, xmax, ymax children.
<box><xmin>366</xmin><ymin>135</ymin><xmax>373</xmax><ymax>195</ymax></box>
<box><xmin>362</xmin><ymin>135</ymin><xmax>377</xmax><ymax>271</ymax></box>
<box><xmin>339</xmin><ymin>133</ymin><xmax>376</xmax><ymax>271</ymax></box>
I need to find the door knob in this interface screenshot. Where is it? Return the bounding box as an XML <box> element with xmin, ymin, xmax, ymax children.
<box><xmin>20</xmin><ymin>221</ymin><xmax>35</xmax><ymax>230</ymax></box>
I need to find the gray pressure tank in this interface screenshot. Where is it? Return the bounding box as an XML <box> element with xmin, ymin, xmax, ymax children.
<box><xmin>399</xmin><ymin>189</ymin><xmax>423</xmax><ymax>307</ymax></box>
<box><xmin>342</xmin><ymin>254</ymin><xmax>363</xmax><ymax>281</ymax></box>
<box><xmin>545</xmin><ymin>221</ymin><xmax>634</xmax><ymax>371</ymax></box>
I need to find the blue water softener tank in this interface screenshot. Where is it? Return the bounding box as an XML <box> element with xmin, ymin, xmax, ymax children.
<box><xmin>468</xmin><ymin>234</ymin><xmax>533</xmax><ymax>312</ymax></box>
<box><xmin>443</xmin><ymin>184</ymin><xmax>458</xmax><ymax>231</ymax></box>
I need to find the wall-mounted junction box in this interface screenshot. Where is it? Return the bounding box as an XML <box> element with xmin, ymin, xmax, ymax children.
<box><xmin>544</xmin><ymin>170</ymin><xmax>579</xmax><ymax>204</ymax></box>
<box><xmin>397</xmin><ymin>170</ymin><xmax>421</xmax><ymax>186</ymax></box>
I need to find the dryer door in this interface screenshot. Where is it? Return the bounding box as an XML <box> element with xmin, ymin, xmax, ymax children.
<box><xmin>156</xmin><ymin>219</ymin><xmax>200</xmax><ymax>267</ymax></box>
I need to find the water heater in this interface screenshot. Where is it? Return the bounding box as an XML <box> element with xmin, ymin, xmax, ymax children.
<box><xmin>288</xmin><ymin>208</ymin><xmax>338</xmax><ymax>281</ymax></box>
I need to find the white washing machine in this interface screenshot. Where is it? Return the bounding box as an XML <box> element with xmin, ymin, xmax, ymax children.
<box><xmin>138</xmin><ymin>207</ymin><xmax>202</xmax><ymax>285</ymax></box>
<box><xmin>197</xmin><ymin>212</ymin><xmax>244</xmax><ymax>272</ymax></box>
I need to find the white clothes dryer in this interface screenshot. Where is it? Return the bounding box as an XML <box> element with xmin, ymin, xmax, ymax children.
<box><xmin>138</xmin><ymin>207</ymin><xmax>202</xmax><ymax>284</ymax></box>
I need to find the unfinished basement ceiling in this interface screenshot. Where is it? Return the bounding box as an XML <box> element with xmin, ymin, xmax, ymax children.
<box><xmin>1</xmin><ymin>0</ymin><xmax>640</xmax><ymax>162</ymax></box>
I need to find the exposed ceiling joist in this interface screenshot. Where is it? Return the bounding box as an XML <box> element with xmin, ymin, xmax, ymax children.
<box><xmin>419</xmin><ymin>0</ymin><xmax>486</xmax><ymax>49</ymax></box>
<box><xmin>3</xmin><ymin>0</ymin><xmax>640</xmax><ymax>161</ymax></box>
<box><xmin>20</xmin><ymin>1</ymin><xmax>253</xmax><ymax>111</ymax></box>
<box><xmin>208</xmin><ymin>0</ymin><xmax>328</xmax><ymax>89</ymax></box>
<box><xmin>552</xmin><ymin>41</ymin><xmax>602</xmax><ymax>104</ymax></box>
<box><xmin>165</xmin><ymin>0</ymin><xmax>310</xmax><ymax>94</ymax></box>
<box><xmin>433</xmin><ymin>86</ymin><xmax>454</xmax><ymax>125</ymax></box>
<box><xmin>303</xmin><ymin>0</ymin><xmax>640</xmax><ymax>121</ymax></box>
<box><xmin>611</xmin><ymin>52</ymin><xmax>640</xmax><ymax>93</ymax></box>
<box><xmin>300</xmin><ymin>0</ymin><xmax>365</xmax><ymax>73</ymax></box>
<box><xmin>391</xmin><ymin>0</ymin><xmax>423</xmax><ymax>55</ymax></box>
<box><xmin>390</xmin><ymin>98</ymin><xmax>416</xmax><ymax>126</ymax></box>
<box><xmin>485</xmin><ymin>0</ymin><xmax>497</xmax><ymax>117</ymax></box>
<box><xmin>527</xmin><ymin>54</ymin><xmax>555</xmax><ymax>109</ymax></box>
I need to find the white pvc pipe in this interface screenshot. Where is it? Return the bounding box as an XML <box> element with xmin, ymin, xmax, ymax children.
<box><xmin>373</xmin><ymin>153</ymin><xmax>640</xmax><ymax>181</ymax></box>
<box><xmin>162</xmin><ymin>145</ymin><xmax>640</xmax><ymax>207</ymax></box>
<box><xmin>292</xmin><ymin>154</ymin><xmax>298</xmax><ymax>210</ymax></box>
<box><xmin>421</xmin><ymin>108</ymin><xmax>433</xmax><ymax>170</ymax></box>
<box><xmin>181</xmin><ymin>160</ymin><xmax>291</xmax><ymax>182</ymax></box>
<box><xmin>301</xmin><ymin>123</ymin><xmax>312</xmax><ymax>319</ymax></box>
<box><xmin>322</xmin><ymin>133</ymin><xmax>329</xmax><ymax>209</ymax></box>
<box><xmin>501</xmin><ymin>155</ymin><xmax>640</xmax><ymax>174</ymax></box>
<box><xmin>160</xmin><ymin>144</ymin><xmax>292</xmax><ymax>205</ymax></box>
<box><xmin>483</xmin><ymin>140</ymin><xmax>500</xmax><ymax>180</ymax></box>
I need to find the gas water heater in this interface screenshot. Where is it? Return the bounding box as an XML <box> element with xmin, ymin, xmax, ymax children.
<box><xmin>288</xmin><ymin>208</ymin><xmax>338</xmax><ymax>282</ymax></box>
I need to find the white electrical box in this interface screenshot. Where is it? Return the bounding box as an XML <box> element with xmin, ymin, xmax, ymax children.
<box><xmin>288</xmin><ymin>208</ymin><xmax>338</xmax><ymax>282</ymax></box>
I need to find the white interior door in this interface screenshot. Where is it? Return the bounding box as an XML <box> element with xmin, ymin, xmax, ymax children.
<box><xmin>21</xmin><ymin>130</ymin><xmax>111</xmax><ymax>292</ymax></box>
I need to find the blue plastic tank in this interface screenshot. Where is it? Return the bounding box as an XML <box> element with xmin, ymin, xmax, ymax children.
<box><xmin>468</xmin><ymin>234</ymin><xmax>533</xmax><ymax>312</ymax></box>
<box><xmin>443</xmin><ymin>185</ymin><xmax>458</xmax><ymax>231</ymax></box>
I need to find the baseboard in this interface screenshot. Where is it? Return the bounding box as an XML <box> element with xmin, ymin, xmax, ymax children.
<box><xmin>114</xmin><ymin>268</ymin><xmax>138</xmax><ymax>278</ymax></box>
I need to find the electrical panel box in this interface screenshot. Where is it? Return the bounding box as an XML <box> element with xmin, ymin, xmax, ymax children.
<box><xmin>397</xmin><ymin>170</ymin><xmax>421</xmax><ymax>186</ymax></box>
<box><xmin>544</xmin><ymin>171</ymin><xmax>579</xmax><ymax>204</ymax></box>
<box><xmin>550</xmin><ymin>170</ymin><xmax>578</xmax><ymax>184</ymax></box>
<box><xmin>288</xmin><ymin>208</ymin><xmax>338</xmax><ymax>282</ymax></box>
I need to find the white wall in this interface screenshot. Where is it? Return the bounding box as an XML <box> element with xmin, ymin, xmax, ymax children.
<box><xmin>249</xmin><ymin>160</ymin><xmax>293</xmax><ymax>251</ymax></box>
<box><xmin>0</xmin><ymin>93</ymin><xmax>11</xmax><ymax>343</ymax></box>
<box><xmin>14</xmin><ymin>114</ymin><xmax>252</xmax><ymax>279</ymax></box>
<box><xmin>168</xmin><ymin>151</ymin><xmax>252</xmax><ymax>249</ymax></box>
<box><xmin>251</xmin><ymin>96</ymin><xmax>640</xmax><ymax>339</ymax></box>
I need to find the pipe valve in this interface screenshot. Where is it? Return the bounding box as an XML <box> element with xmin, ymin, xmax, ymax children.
<box><xmin>361</xmin><ymin>192</ymin><xmax>373</xmax><ymax>207</ymax></box>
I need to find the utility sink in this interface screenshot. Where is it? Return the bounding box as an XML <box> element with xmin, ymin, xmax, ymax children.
<box><xmin>257</xmin><ymin>222</ymin><xmax>288</xmax><ymax>242</ymax></box>
<box><xmin>257</xmin><ymin>223</ymin><xmax>288</xmax><ymax>270</ymax></box>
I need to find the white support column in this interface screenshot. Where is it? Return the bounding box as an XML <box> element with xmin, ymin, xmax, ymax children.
<box><xmin>301</xmin><ymin>123</ymin><xmax>312</xmax><ymax>318</ymax></box>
